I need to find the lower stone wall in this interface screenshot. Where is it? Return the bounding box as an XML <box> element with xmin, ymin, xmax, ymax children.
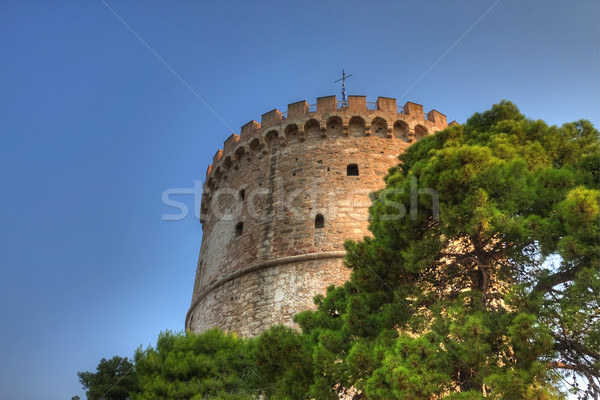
<box><xmin>187</xmin><ymin>255</ymin><xmax>350</xmax><ymax>336</ymax></box>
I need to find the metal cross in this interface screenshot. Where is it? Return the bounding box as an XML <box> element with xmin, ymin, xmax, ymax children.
<box><xmin>334</xmin><ymin>69</ymin><xmax>353</xmax><ymax>108</ymax></box>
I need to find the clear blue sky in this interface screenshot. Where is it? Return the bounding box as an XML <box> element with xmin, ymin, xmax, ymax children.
<box><xmin>0</xmin><ymin>1</ymin><xmax>597</xmax><ymax>399</ymax></box>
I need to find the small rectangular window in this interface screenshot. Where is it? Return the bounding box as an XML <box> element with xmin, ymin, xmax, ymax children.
<box><xmin>315</xmin><ymin>214</ymin><xmax>324</xmax><ymax>229</ymax></box>
<box><xmin>347</xmin><ymin>164</ymin><xmax>359</xmax><ymax>176</ymax></box>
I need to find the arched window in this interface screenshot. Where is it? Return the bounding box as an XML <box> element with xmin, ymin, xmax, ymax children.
<box><xmin>414</xmin><ymin>124</ymin><xmax>428</xmax><ymax>140</ymax></box>
<box><xmin>326</xmin><ymin>116</ymin><xmax>343</xmax><ymax>138</ymax></box>
<box><xmin>284</xmin><ymin>124</ymin><xmax>299</xmax><ymax>143</ymax></box>
<box><xmin>347</xmin><ymin>164</ymin><xmax>359</xmax><ymax>176</ymax></box>
<box><xmin>265</xmin><ymin>130</ymin><xmax>279</xmax><ymax>148</ymax></box>
<box><xmin>235</xmin><ymin>222</ymin><xmax>243</xmax><ymax>237</ymax></box>
<box><xmin>349</xmin><ymin>116</ymin><xmax>365</xmax><ymax>137</ymax></box>
<box><xmin>315</xmin><ymin>214</ymin><xmax>324</xmax><ymax>229</ymax></box>
<box><xmin>371</xmin><ymin>117</ymin><xmax>388</xmax><ymax>138</ymax></box>
<box><xmin>304</xmin><ymin>119</ymin><xmax>321</xmax><ymax>140</ymax></box>
<box><xmin>393</xmin><ymin>120</ymin><xmax>409</xmax><ymax>141</ymax></box>
<box><xmin>239</xmin><ymin>189</ymin><xmax>245</xmax><ymax>201</ymax></box>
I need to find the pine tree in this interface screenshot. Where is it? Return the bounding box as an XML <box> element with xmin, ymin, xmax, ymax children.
<box><xmin>295</xmin><ymin>101</ymin><xmax>599</xmax><ymax>399</ymax></box>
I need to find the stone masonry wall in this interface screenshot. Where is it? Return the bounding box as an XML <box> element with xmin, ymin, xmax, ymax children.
<box><xmin>186</xmin><ymin>95</ymin><xmax>450</xmax><ymax>336</ymax></box>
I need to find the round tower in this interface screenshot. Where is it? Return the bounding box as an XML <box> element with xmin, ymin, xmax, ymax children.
<box><xmin>186</xmin><ymin>95</ymin><xmax>451</xmax><ymax>336</ymax></box>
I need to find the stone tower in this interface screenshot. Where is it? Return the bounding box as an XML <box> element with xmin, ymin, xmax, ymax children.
<box><xmin>186</xmin><ymin>95</ymin><xmax>450</xmax><ymax>336</ymax></box>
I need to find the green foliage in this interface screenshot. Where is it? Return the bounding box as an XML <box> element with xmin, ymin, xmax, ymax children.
<box><xmin>77</xmin><ymin>356</ymin><xmax>138</xmax><ymax>400</ymax></box>
<box><xmin>366</xmin><ymin>334</ymin><xmax>453</xmax><ymax>399</ymax></box>
<box><xmin>297</xmin><ymin>100</ymin><xmax>599</xmax><ymax>398</ymax></box>
<box><xmin>133</xmin><ymin>329</ymin><xmax>255</xmax><ymax>399</ymax></box>
<box><xmin>252</xmin><ymin>325</ymin><xmax>313</xmax><ymax>399</ymax></box>
<box><xmin>84</xmin><ymin>101</ymin><xmax>599</xmax><ymax>399</ymax></box>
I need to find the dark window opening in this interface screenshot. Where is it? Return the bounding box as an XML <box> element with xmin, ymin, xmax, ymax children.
<box><xmin>239</xmin><ymin>189</ymin><xmax>245</xmax><ymax>201</ymax></box>
<box><xmin>347</xmin><ymin>164</ymin><xmax>359</xmax><ymax>176</ymax></box>
<box><xmin>315</xmin><ymin>214</ymin><xmax>324</xmax><ymax>229</ymax></box>
<box><xmin>235</xmin><ymin>222</ymin><xmax>243</xmax><ymax>237</ymax></box>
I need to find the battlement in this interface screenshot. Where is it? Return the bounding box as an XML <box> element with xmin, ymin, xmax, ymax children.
<box><xmin>204</xmin><ymin>95</ymin><xmax>450</xmax><ymax>181</ymax></box>
<box><xmin>189</xmin><ymin>94</ymin><xmax>453</xmax><ymax>336</ymax></box>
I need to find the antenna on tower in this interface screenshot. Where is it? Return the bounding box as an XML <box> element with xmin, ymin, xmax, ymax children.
<box><xmin>334</xmin><ymin>69</ymin><xmax>353</xmax><ymax>108</ymax></box>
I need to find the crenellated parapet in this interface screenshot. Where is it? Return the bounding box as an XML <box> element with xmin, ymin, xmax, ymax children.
<box><xmin>201</xmin><ymin>95</ymin><xmax>456</xmax><ymax>225</ymax></box>
<box><xmin>201</xmin><ymin>95</ymin><xmax>451</xmax><ymax>219</ymax></box>
<box><xmin>205</xmin><ymin>95</ymin><xmax>448</xmax><ymax>180</ymax></box>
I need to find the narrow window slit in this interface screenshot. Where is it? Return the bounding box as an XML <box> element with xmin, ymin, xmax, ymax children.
<box><xmin>315</xmin><ymin>214</ymin><xmax>324</xmax><ymax>229</ymax></box>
